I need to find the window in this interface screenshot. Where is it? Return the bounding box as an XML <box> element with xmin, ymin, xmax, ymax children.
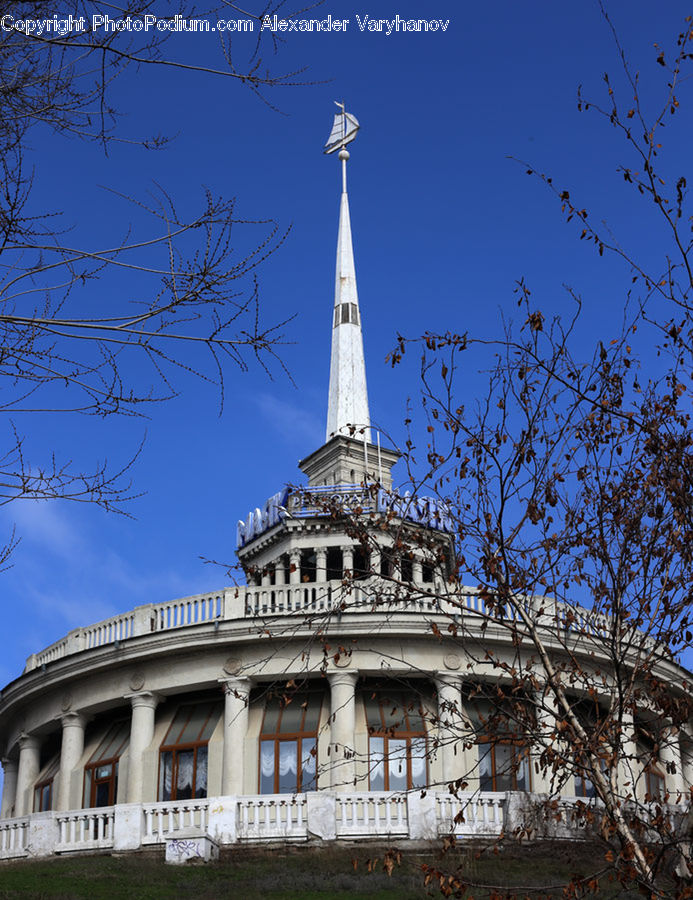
<box><xmin>34</xmin><ymin>757</ymin><xmax>59</xmax><ymax>812</ymax></box>
<box><xmin>569</xmin><ymin>700</ymin><xmax>606</xmax><ymax>799</ymax></box>
<box><xmin>326</xmin><ymin>547</ymin><xmax>343</xmax><ymax>581</ymax></box>
<box><xmin>83</xmin><ymin>720</ymin><xmax>129</xmax><ymax>808</ymax></box>
<box><xmin>469</xmin><ymin>694</ymin><xmax>532</xmax><ymax>792</ymax></box>
<box><xmin>638</xmin><ymin>728</ymin><xmax>666</xmax><ymax>801</ymax></box>
<box><xmin>259</xmin><ymin>687</ymin><xmax>323</xmax><ymax>794</ymax></box>
<box><xmin>363</xmin><ymin>688</ymin><xmax>428</xmax><ymax>791</ymax></box>
<box><xmin>158</xmin><ymin>702</ymin><xmax>221</xmax><ymax>801</ymax></box>
<box><xmin>478</xmin><ymin>739</ymin><xmax>530</xmax><ymax>792</ymax></box>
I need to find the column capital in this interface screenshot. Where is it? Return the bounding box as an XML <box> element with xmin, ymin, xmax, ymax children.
<box><xmin>125</xmin><ymin>691</ymin><xmax>161</xmax><ymax>710</ymax></box>
<box><xmin>18</xmin><ymin>733</ymin><xmax>40</xmax><ymax>752</ymax></box>
<box><xmin>219</xmin><ymin>677</ymin><xmax>252</xmax><ymax>698</ymax></box>
<box><xmin>435</xmin><ymin>672</ymin><xmax>462</xmax><ymax>691</ymax></box>
<box><xmin>327</xmin><ymin>671</ymin><xmax>358</xmax><ymax>690</ymax></box>
<box><xmin>60</xmin><ymin>711</ymin><xmax>88</xmax><ymax>730</ymax></box>
<box><xmin>1</xmin><ymin>757</ymin><xmax>18</xmax><ymax>772</ymax></box>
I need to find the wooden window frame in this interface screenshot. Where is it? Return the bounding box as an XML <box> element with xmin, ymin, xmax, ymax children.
<box><xmin>364</xmin><ymin>691</ymin><xmax>428</xmax><ymax>792</ymax></box>
<box><xmin>478</xmin><ymin>737</ymin><xmax>531</xmax><ymax>792</ymax></box>
<box><xmin>157</xmin><ymin>703</ymin><xmax>220</xmax><ymax>802</ymax></box>
<box><xmin>82</xmin><ymin>720</ymin><xmax>129</xmax><ymax>809</ymax></box>
<box><xmin>258</xmin><ymin>689</ymin><xmax>323</xmax><ymax>794</ymax></box>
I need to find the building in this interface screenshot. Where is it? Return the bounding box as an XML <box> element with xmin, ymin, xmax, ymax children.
<box><xmin>0</xmin><ymin>122</ymin><xmax>691</xmax><ymax>861</ymax></box>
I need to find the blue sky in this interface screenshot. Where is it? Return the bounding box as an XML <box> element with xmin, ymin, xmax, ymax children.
<box><xmin>1</xmin><ymin>1</ymin><xmax>691</xmax><ymax>794</ymax></box>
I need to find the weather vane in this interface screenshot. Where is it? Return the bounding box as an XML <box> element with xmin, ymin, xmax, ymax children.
<box><xmin>324</xmin><ymin>101</ymin><xmax>360</xmax><ymax>191</ymax></box>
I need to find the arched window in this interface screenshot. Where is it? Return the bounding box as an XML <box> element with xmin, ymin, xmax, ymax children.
<box><xmin>158</xmin><ymin>701</ymin><xmax>221</xmax><ymax>801</ymax></box>
<box><xmin>83</xmin><ymin>720</ymin><xmax>129</xmax><ymax>808</ymax></box>
<box><xmin>363</xmin><ymin>688</ymin><xmax>428</xmax><ymax>792</ymax></box>
<box><xmin>259</xmin><ymin>687</ymin><xmax>323</xmax><ymax>794</ymax></box>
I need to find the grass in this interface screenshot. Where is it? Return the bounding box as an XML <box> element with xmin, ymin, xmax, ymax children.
<box><xmin>0</xmin><ymin>842</ymin><xmax>653</xmax><ymax>899</ymax></box>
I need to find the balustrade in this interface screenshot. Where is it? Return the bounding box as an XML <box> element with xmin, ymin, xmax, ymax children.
<box><xmin>142</xmin><ymin>799</ymin><xmax>209</xmax><ymax>844</ymax></box>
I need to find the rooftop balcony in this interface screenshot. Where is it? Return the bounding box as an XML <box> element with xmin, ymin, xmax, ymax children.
<box><xmin>22</xmin><ymin>579</ymin><xmax>625</xmax><ymax>675</ymax></box>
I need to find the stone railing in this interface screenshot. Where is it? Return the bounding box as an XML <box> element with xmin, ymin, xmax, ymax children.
<box><xmin>22</xmin><ymin>580</ymin><xmax>641</xmax><ymax>673</ymax></box>
<box><xmin>0</xmin><ymin>790</ymin><xmax>508</xmax><ymax>859</ymax></box>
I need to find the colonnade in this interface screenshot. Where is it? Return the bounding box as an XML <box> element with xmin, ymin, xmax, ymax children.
<box><xmin>1</xmin><ymin>672</ymin><xmax>689</xmax><ymax>819</ymax></box>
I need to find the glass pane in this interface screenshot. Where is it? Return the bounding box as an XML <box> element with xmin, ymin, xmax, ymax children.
<box><xmin>261</xmin><ymin>696</ymin><xmax>281</xmax><ymax>735</ymax></box>
<box><xmin>382</xmin><ymin>694</ymin><xmax>406</xmax><ymax>731</ymax></box>
<box><xmin>388</xmin><ymin>739</ymin><xmax>408</xmax><ymax>791</ymax></box>
<box><xmin>301</xmin><ymin>738</ymin><xmax>317</xmax><ymax>791</ymax></box>
<box><xmin>195</xmin><ymin>748</ymin><xmax>208</xmax><ymax>798</ymax></box>
<box><xmin>405</xmin><ymin>700</ymin><xmax>425</xmax><ymax>732</ymax></box>
<box><xmin>279</xmin><ymin>700</ymin><xmax>303</xmax><ymax>734</ymax></box>
<box><xmin>369</xmin><ymin>737</ymin><xmax>385</xmax><ymax>791</ymax></box>
<box><xmin>303</xmin><ymin>695</ymin><xmax>322</xmax><ymax>733</ymax></box>
<box><xmin>410</xmin><ymin>737</ymin><xmax>427</xmax><ymax>789</ymax></box>
<box><xmin>96</xmin><ymin>765</ymin><xmax>111</xmax><ymax>779</ymax></box>
<box><xmin>364</xmin><ymin>695</ymin><xmax>382</xmax><ymax>730</ymax></box>
<box><xmin>260</xmin><ymin>741</ymin><xmax>275</xmax><ymax>794</ymax></box>
<box><xmin>278</xmin><ymin>741</ymin><xmax>298</xmax><ymax>793</ymax></box>
<box><xmin>494</xmin><ymin>743</ymin><xmax>513</xmax><ymax>791</ymax></box>
<box><xmin>479</xmin><ymin>744</ymin><xmax>493</xmax><ymax>791</ymax></box>
<box><xmin>515</xmin><ymin>751</ymin><xmax>529</xmax><ymax>791</ymax></box>
<box><xmin>88</xmin><ymin>721</ymin><xmax>129</xmax><ymax>764</ymax></box>
<box><xmin>95</xmin><ymin>781</ymin><xmax>110</xmax><ymax>807</ymax></box>
<box><xmin>178</xmin><ymin>705</ymin><xmax>212</xmax><ymax>743</ymax></box>
<box><xmin>176</xmin><ymin>749</ymin><xmax>194</xmax><ymax>800</ymax></box>
<box><xmin>159</xmin><ymin>751</ymin><xmax>173</xmax><ymax>801</ymax></box>
<box><xmin>200</xmin><ymin>706</ymin><xmax>222</xmax><ymax>742</ymax></box>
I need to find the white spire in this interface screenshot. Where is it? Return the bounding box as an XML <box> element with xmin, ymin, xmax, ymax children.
<box><xmin>325</xmin><ymin>138</ymin><xmax>371</xmax><ymax>443</ymax></box>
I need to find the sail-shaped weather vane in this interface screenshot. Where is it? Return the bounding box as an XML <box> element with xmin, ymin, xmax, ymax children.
<box><xmin>324</xmin><ymin>102</ymin><xmax>359</xmax><ymax>192</ymax></box>
<box><xmin>324</xmin><ymin>101</ymin><xmax>360</xmax><ymax>154</ymax></box>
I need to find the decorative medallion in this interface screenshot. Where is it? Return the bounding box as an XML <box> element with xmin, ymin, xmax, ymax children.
<box><xmin>443</xmin><ymin>654</ymin><xmax>461</xmax><ymax>671</ymax></box>
<box><xmin>129</xmin><ymin>673</ymin><xmax>145</xmax><ymax>691</ymax></box>
<box><xmin>223</xmin><ymin>657</ymin><xmax>242</xmax><ymax>676</ymax></box>
<box><xmin>333</xmin><ymin>651</ymin><xmax>352</xmax><ymax>668</ymax></box>
<box><xmin>60</xmin><ymin>693</ymin><xmax>73</xmax><ymax>711</ymax></box>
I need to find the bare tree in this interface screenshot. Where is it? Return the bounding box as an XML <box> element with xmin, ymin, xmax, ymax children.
<box><xmin>0</xmin><ymin>1</ymin><xmax>317</xmax><ymax>515</ymax></box>
<box><xmin>339</xmin><ymin>12</ymin><xmax>693</xmax><ymax>898</ymax></box>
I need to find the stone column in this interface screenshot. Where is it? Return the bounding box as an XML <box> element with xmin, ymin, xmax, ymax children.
<box><xmin>221</xmin><ymin>678</ymin><xmax>251</xmax><ymax>796</ymax></box>
<box><xmin>316</xmin><ymin>548</ymin><xmax>327</xmax><ymax>582</ymax></box>
<box><xmin>617</xmin><ymin>710</ymin><xmax>639</xmax><ymax>801</ymax></box>
<box><xmin>660</xmin><ymin>724</ymin><xmax>686</xmax><ymax>799</ymax></box>
<box><xmin>125</xmin><ymin>692</ymin><xmax>160</xmax><ymax>803</ymax></box>
<box><xmin>275</xmin><ymin>557</ymin><xmax>286</xmax><ymax>586</ymax></box>
<box><xmin>15</xmin><ymin>735</ymin><xmax>40</xmax><ymax>817</ymax></box>
<box><xmin>342</xmin><ymin>546</ymin><xmax>354</xmax><ymax>576</ymax></box>
<box><xmin>370</xmin><ymin>545</ymin><xmax>381</xmax><ymax>576</ymax></box>
<box><xmin>57</xmin><ymin>712</ymin><xmax>87</xmax><ymax>811</ymax></box>
<box><xmin>435</xmin><ymin>675</ymin><xmax>463</xmax><ymax>785</ymax></box>
<box><xmin>328</xmin><ymin>672</ymin><xmax>358</xmax><ymax>792</ymax></box>
<box><xmin>1</xmin><ymin>758</ymin><xmax>19</xmax><ymax>819</ymax></box>
<box><xmin>532</xmin><ymin>689</ymin><xmax>560</xmax><ymax>794</ymax></box>
<box><xmin>412</xmin><ymin>558</ymin><xmax>423</xmax><ymax>584</ymax></box>
<box><xmin>289</xmin><ymin>550</ymin><xmax>301</xmax><ymax>585</ymax></box>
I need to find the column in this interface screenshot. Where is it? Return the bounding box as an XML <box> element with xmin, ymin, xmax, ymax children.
<box><xmin>316</xmin><ymin>548</ymin><xmax>327</xmax><ymax>582</ymax></box>
<box><xmin>15</xmin><ymin>735</ymin><xmax>40</xmax><ymax>817</ymax></box>
<box><xmin>617</xmin><ymin>710</ymin><xmax>639</xmax><ymax>801</ymax></box>
<box><xmin>660</xmin><ymin>724</ymin><xmax>686</xmax><ymax>799</ymax></box>
<box><xmin>328</xmin><ymin>672</ymin><xmax>358</xmax><ymax>792</ymax></box>
<box><xmin>412</xmin><ymin>558</ymin><xmax>423</xmax><ymax>584</ymax></box>
<box><xmin>532</xmin><ymin>689</ymin><xmax>560</xmax><ymax>794</ymax></box>
<box><xmin>435</xmin><ymin>675</ymin><xmax>463</xmax><ymax>785</ymax></box>
<box><xmin>370</xmin><ymin>545</ymin><xmax>381</xmax><ymax>576</ymax></box>
<box><xmin>289</xmin><ymin>550</ymin><xmax>301</xmax><ymax>585</ymax></box>
<box><xmin>342</xmin><ymin>545</ymin><xmax>354</xmax><ymax>576</ymax></box>
<box><xmin>1</xmin><ymin>758</ymin><xmax>18</xmax><ymax>819</ymax></box>
<box><xmin>221</xmin><ymin>678</ymin><xmax>251</xmax><ymax>796</ymax></box>
<box><xmin>57</xmin><ymin>712</ymin><xmax>87</xmax><ymax>811</ymax></box>
<box><xmin>275</xmin><ymin>556</ymin><xmax>286</xmax><ymax>586</ymax></box>
<box><xmin>126</xmin><ymin>692</ymin><xmax>160</xmax><ymax>803</ymax></box>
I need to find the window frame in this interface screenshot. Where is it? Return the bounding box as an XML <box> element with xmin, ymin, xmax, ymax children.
<box><xmin>83</xmin><ymin>720</ymin><xmax>129</xmax><ymax>809</ymax></box>
<box><xmin>364</xmin><ymin>689</ymin><xmax>429</xmax><ymax>792</ymax></box>
<box><xmin>157</xmin><ymin>702</ymin><xmax>221</xmax><ymax>802</ymax></box>
<box><xmin>258</xmin><ymin>688</ymin><xmax>323</xmax><ymax>794</ymax></box>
